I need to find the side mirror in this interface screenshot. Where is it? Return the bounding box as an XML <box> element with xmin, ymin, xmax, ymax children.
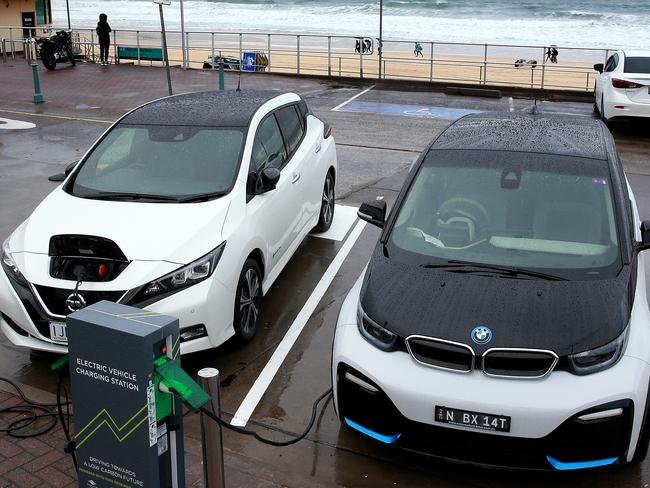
<box><xmin>48</xmin><ymin>173</ymin><xmax>66</xmax><ymax>182</ymax></box>
<box><xmin>594</xmin><ymin>63</ymin><xmax>604</xmax><ymax>74</ymax></box>
<box><xmin>358</xmin><ymin>200</ymin><xmax>386</xmax><ymax>229</ymax></box>
<box><xmin>48</xmin><ymin>161</ymin><xmax>78</xmax><ymax>182</ymax></box>
<box><xmin>638</xmin><ymin>221</ymin><xmax>650</xmax><ymax>252</ymax></box>
<box><xmin>258</xmin><ymin>167</ymin><xmax>281</xmax><ymax>194</ymax></box>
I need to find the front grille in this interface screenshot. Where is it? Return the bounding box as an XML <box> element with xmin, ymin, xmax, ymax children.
<box><xmin>34</xmin><ymin>285</ymin><xmax>125</xmax><ymax>316</ymax></box>
<box><xmin>405</xmin><ymin>335</ymin><xmax>559</xmax><ymax>378</ymax></box>
<box><xmin>405</xmin><ymin>336</ymin><xmax>474</xmax><ymax>372</ymax></box>
<box><xmin>483</xmin><ymin>348</ymin><xmax>558</xmax><ymax>379</ymax></box>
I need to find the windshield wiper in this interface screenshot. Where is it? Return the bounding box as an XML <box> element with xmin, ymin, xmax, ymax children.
<box><xmin>420</xmin><ymin>259</ymin><xmax>567</xmax><ymax>281</ymax></box>
<box><xmin>176</xmin><ymin>191</ymin><xmax>227</xmax><ymax>203</ymax></box>
<box><xmin>81</xmin><ymin>192</ymin><xmax>181</xmax><ymax>202</ymax></box>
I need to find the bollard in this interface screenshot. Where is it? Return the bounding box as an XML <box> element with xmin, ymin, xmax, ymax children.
<box><xmin>218</xmin><ymin>60</ymin><xmax>225</xmax><ymax>90</ymax></box>
<box><xmin>31</xmin><ymin>61</ymin><xmax>44</xmax><ymax>103</ymax></box>
<box><xmin>1</xmin><ymin>39</ymin><xmax>6</xmax><ymax>63</ymax></box>
<box><xmin>198</xmin><ymin>368</ymin><xmax>225</xmax><ymax>488</ymax></box>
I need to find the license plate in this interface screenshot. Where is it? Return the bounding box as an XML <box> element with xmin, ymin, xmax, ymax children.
<box><xmin>435</xmin><ymin>406</ymin><xmax>510</xmax><ymax>432</ymax></box>
<box><xmin>49</xmin><ymin>321</ymin><xmax>67</xmax><ymax>344</ymax></box>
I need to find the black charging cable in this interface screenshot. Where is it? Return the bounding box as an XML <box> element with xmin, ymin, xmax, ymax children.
<box><xmin>174</xmin><ymin>388</ymin><xmax>333</xmax><ymax>447</ymax></box>
<box><xmin>55</xmin><ymin>370</ymin><xmax>78</xmax><ymax>471</ymax></box>
<box><xmin>0</xmin><ymin>377</ymin><xmax>70</xmax><ymax>438</ymax></box>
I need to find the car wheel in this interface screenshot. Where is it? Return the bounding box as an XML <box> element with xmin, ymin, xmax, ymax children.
<box><xmin>233</xmin><ymin>259</ymin><xmax>262</xmax><ymax>343</ymax></box>
<box><xmin>314</xmin><ymin>172</ymin><xmax>335</xmax><ymax>233</ymax></box>
<box><xmin>600</xmin><ymin>96</ymin><xmax>609</xmax><ymax>123</ymax></box>
<box><xmin>203</xmin><ymin>63</ymin><xmax>212</xmax><ymax>69</ymax></box>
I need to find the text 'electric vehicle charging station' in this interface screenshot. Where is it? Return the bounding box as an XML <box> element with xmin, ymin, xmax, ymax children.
<box><xmin>67</xmin><ymin>301</ymin><xmax>209</xmax><ymax>488</ymax></box>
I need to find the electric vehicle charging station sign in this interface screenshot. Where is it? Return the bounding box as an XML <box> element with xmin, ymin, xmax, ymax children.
<box><xmin>67</xmin><ymin>301</ymin><xmax>184</xmax><ymax>488</ymax></box>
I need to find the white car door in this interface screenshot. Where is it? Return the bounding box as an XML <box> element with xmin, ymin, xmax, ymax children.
<box><xmin>246</xmin><ymin>112</ymin><xmax>301</xmax><ymax>272</ymax></box>
<box><xmin>275</xmin><ymin>103</ymin><xmax>320</xmax><ymax>239</ymax></box>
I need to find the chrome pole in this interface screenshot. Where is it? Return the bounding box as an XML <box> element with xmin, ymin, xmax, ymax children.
<box><xmin>198</xmin><ymin>368</ymin><xmax>225</xmax><ymax>488</ymax></box>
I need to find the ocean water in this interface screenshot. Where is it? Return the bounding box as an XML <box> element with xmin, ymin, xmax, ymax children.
<box><xmin>52</xmin><ymin>0</ymin><xmax>650</xmax><ymax>49</ymax></box>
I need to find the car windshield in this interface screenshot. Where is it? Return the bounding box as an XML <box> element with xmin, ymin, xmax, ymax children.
<box><xmin>69</xmin><ymin>124</ymin><xmax>245</xmax><ymax>201</ymax></box>
<box><xmin>388</xmin><ymin>150</ymin><xmax>622</xmax><ymax>280</ymax></box>
<box><xmin>624</xmin><ymin>57</ymin><xmax>650</xmax><ymax>74</ymax></box>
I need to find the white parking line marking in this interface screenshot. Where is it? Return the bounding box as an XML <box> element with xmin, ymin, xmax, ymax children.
<box><xmin>508</xmin><ymin>97</ymin><xmax>514</xmax><ymax>112</ymax></box>
<box><xmin>0</xmin><ymin>117</ymin><xmax>36</xmax><ymax>130</ymax></box>
<box><xmin>331</xmin><ymin>85</ymin><xmax>375</xmax><ymax>112</ymax></box>
<box><xmin>311</xmin><ymin>205</ymin><xmax>358</xmax><ymax>241</ymax></box>
<box><xmin>231</xmin><ymin>219</ymin><xmax>367</xmax><ymax>427</ymax></box>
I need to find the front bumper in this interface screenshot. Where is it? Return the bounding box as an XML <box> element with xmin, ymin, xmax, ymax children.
<box><xmin>332</xmin><ymin>280</ymin><xmax>650</xmax><ymax>470</ymax></box>
<box><xmin>0</xmin><ymin>265</ymin><xmax>235</xmax><ymax>355</ymax></box>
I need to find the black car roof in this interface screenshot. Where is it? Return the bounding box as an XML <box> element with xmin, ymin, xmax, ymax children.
<box><xmin>120</xmin><ymin>90</ymin><xmax>283</xmax><ymax>127</ymax></box>
<box><xmin>431</xmin><ymin>112</ymin><xmax>608</xmax><ymax>160</ymax></box>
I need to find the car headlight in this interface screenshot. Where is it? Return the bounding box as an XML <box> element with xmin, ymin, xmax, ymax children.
<box><xmin>1</xmin><ymin>237</ymin><xmax>28</xmax><ymax>287</ymax></box>
<box><xmin>127</xmin><ymin>242</ymin><xmax>226</xmax><ymax>306</ymax></box>
<box><xmin>357</xmin><ymin>301</ymin><xmax>397</xmax><ymax>351</ymax></box>
<box><xmin>567</xmin><ymin>326</ymin><xmax>629</xmax><ymax>375</ymax></box>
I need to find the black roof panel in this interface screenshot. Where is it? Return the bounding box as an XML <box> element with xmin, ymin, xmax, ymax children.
<box><xmin>120</xmin><ymin>90</ymin><xmax>283</xmax><ymax>127</ymax></box>
<box><xmin>431</xmin><ymin>113</ymin><xmax>608</xmax><ymax>160</ymax></box>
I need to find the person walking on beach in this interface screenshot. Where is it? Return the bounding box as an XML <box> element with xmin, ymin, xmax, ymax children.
<box><xmin>96</xmin><ymin>13</ymin><xmax>112</xmax><ymax>66</ymax></box>
<box><xmin>550</xmin><ymin>47</ymin><xmax>559</xmax><ymax>64</ymax></box>
<box><xmin>414</xmin><ymin>42</ymin><xmax>423</xmax><ymax>57</ymax></box>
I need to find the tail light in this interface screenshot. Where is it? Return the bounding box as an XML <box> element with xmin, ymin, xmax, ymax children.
<box><xmin>324</xmin><ymin>123</ymin><xmax>333</xmax><ymax>139</ymax></box>
<box><xmin>612</xmin><ymin>78</ymin><xmax>644</xmax><ymax>89</ymax></box>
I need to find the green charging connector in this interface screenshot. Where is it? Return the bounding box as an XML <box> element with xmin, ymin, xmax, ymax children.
<box><xmin>154</xmin><ymin>357</ymin><xmax>210</xmax><ymax>411</ymax></box>
<box><xmin>50</xmin><ymin>354</ymin><xmax>69</xmax><ymax>372</ymax></box>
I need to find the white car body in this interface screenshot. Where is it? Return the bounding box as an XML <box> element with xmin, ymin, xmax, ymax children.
<box><xmin>595</xmin><ymin>50</ymin><xmax>650</xmax><ymax>121</ymax></box>
<box><xmin>0</xmin><ymin>91</ymin><xmax>336</xmax><ymax>355</ymax></box>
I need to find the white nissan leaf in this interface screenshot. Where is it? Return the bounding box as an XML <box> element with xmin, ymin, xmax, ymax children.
<box><xmin>0</xmin><ymin>91</ymin><xmax>337</xmax><ymax>355</ymax></box>
<box><xmin>333</xmin><ymin>113</ymin><xmax>650</xmax><ymax>470</ymax></box>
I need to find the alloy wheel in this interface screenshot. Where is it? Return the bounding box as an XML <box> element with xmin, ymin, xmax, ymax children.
<box><xmin>239</xmin><ymin>269</ymin><xmax>260</xmax><ymax>334</ymax></box>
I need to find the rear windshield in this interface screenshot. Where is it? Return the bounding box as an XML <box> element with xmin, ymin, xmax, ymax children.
<box><xmin>387</xmin><ymin>150</ymin><xmax>622</xmax><ymax>280</ymax></box>
<box><xmin>624</xmin><ymin>57</ymin><xmax>650</xmax><ymax>74</ymax></box>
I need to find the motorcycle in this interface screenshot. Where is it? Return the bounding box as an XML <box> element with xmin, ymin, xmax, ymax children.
<box><xmin>36</xmin><ymin>30</ymin><xmax>76</xmax><ymax>70</ymax></box>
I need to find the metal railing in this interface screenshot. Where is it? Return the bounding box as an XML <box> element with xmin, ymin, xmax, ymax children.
<box><xmin>1</xmin><ymin>25</ymin><xmax>612</xmax><ymax>91</ymax></box>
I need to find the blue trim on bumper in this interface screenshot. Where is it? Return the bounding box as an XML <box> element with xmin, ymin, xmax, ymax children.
<box><xmin>547</xmin><ymin>455</ymin><xmax>619</xmax><ymax>470</ymax></box>
<box><xmin>344</xmin><ymin>417</ymin><xmax>402</xmax><ymax>444</ymax></box>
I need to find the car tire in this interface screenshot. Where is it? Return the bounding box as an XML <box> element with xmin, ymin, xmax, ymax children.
<box><xmin>314</xmin><ymin>171</ymin><xmax>335</xmax><ymax>233</ymax></box>
<box><xmin>600</xmin><ymin>96</ymin><xmax>609</xmax><ymax>124</ymax></box>
<box><xmin>233</xmin><ymin>259</ymin><xmax>262</xmax><ymax>343</ymax></box>
<box><xmin>203</xmin><ymin>63</ymin><xmax>212</xmax><ymax>69</ymax></box>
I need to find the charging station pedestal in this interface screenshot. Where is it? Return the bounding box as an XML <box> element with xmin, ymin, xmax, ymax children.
<box><xmin>67</xmin><ymin>301</ymin><xmax>185</xmax><ymax>488</ymax></box>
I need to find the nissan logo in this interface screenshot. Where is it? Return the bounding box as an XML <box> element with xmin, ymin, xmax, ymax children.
<box><xmin>66</xmin><ymin>292</ymin><xmax>87</xmax><ymax>312</ymax></box>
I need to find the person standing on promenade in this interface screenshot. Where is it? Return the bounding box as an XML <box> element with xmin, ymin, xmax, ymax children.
<box><xmin>414</xmin><ymin>42</ymin><xmax>423</xmax><ymax>57</ymax></box>
<box><xmin>96</xmin><ymin>13</ymin><xmax>112</xmax><ymax>66</ymax></box>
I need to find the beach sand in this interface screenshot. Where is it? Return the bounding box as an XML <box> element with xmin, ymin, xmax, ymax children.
<box><xmin>82</xmin><ymin>30</ymin><xmax>600</xmax><ymax>91</ymax></box>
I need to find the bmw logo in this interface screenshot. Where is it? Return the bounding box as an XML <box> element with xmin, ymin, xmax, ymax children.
<box><xmin>471</xmin><ymin>325</ymin><xmax>493</xmax><ymax>345</ymax></box>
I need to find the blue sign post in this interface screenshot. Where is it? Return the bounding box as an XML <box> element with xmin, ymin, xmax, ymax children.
<box><xmin>242</xmin><ymin>52</ymin><xmax>256</xmax><ymax>72</ymax></box>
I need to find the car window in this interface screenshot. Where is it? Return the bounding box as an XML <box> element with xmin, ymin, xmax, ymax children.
<box><xmin>251</xmin><ymin>115</ymin><xmax>287</xmax><ymax>173</ymax></box>
<box><xmin>624</xmin><ymin>57</ymin><xmax>650</xmax><ymax>74</ymax></box>
<box><xmin>388</xmin><ymin>150</ymin><xmax>622</xmax><ymax>280</ymax></box>
<box><xmin>70</xmin><ymin>125</ymin><xmax>245</xmax><ymax>199</ymax></box>
<box><xmin>604</xmin><ymin>54</ymin><xmax>619</xmax><ymax>72</ymax></box>
<box><xmin>276</xmin><ymin>105</ymin><xmax>304</xmax><ymax>156</ymax></box>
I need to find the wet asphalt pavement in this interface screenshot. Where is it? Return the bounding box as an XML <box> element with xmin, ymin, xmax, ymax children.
<box><xmin>2</xmin><ymin>62</ymin><xmax>650</xmax><ymax>487</ymax></box>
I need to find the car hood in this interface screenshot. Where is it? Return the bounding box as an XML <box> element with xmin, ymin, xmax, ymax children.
<box><xmin>9</xmin><ymin>188</ymin><xmax>231</xmax><ymax>264</ymax></box>
<box><xmin>360</xmin><ymin>248</ymin><xmax>633</xmax><ymax>356</ymax></box>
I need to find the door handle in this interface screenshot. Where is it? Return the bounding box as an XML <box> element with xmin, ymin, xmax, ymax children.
<box><xmin>292</xmin><ymin>172</ymin><xmax>301</xmax><ymax>184</ymax></box>
<box><xmin>315</xmin><ymin>144</ymin><xmax>322</xmax><ymax>154</ymax></box>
